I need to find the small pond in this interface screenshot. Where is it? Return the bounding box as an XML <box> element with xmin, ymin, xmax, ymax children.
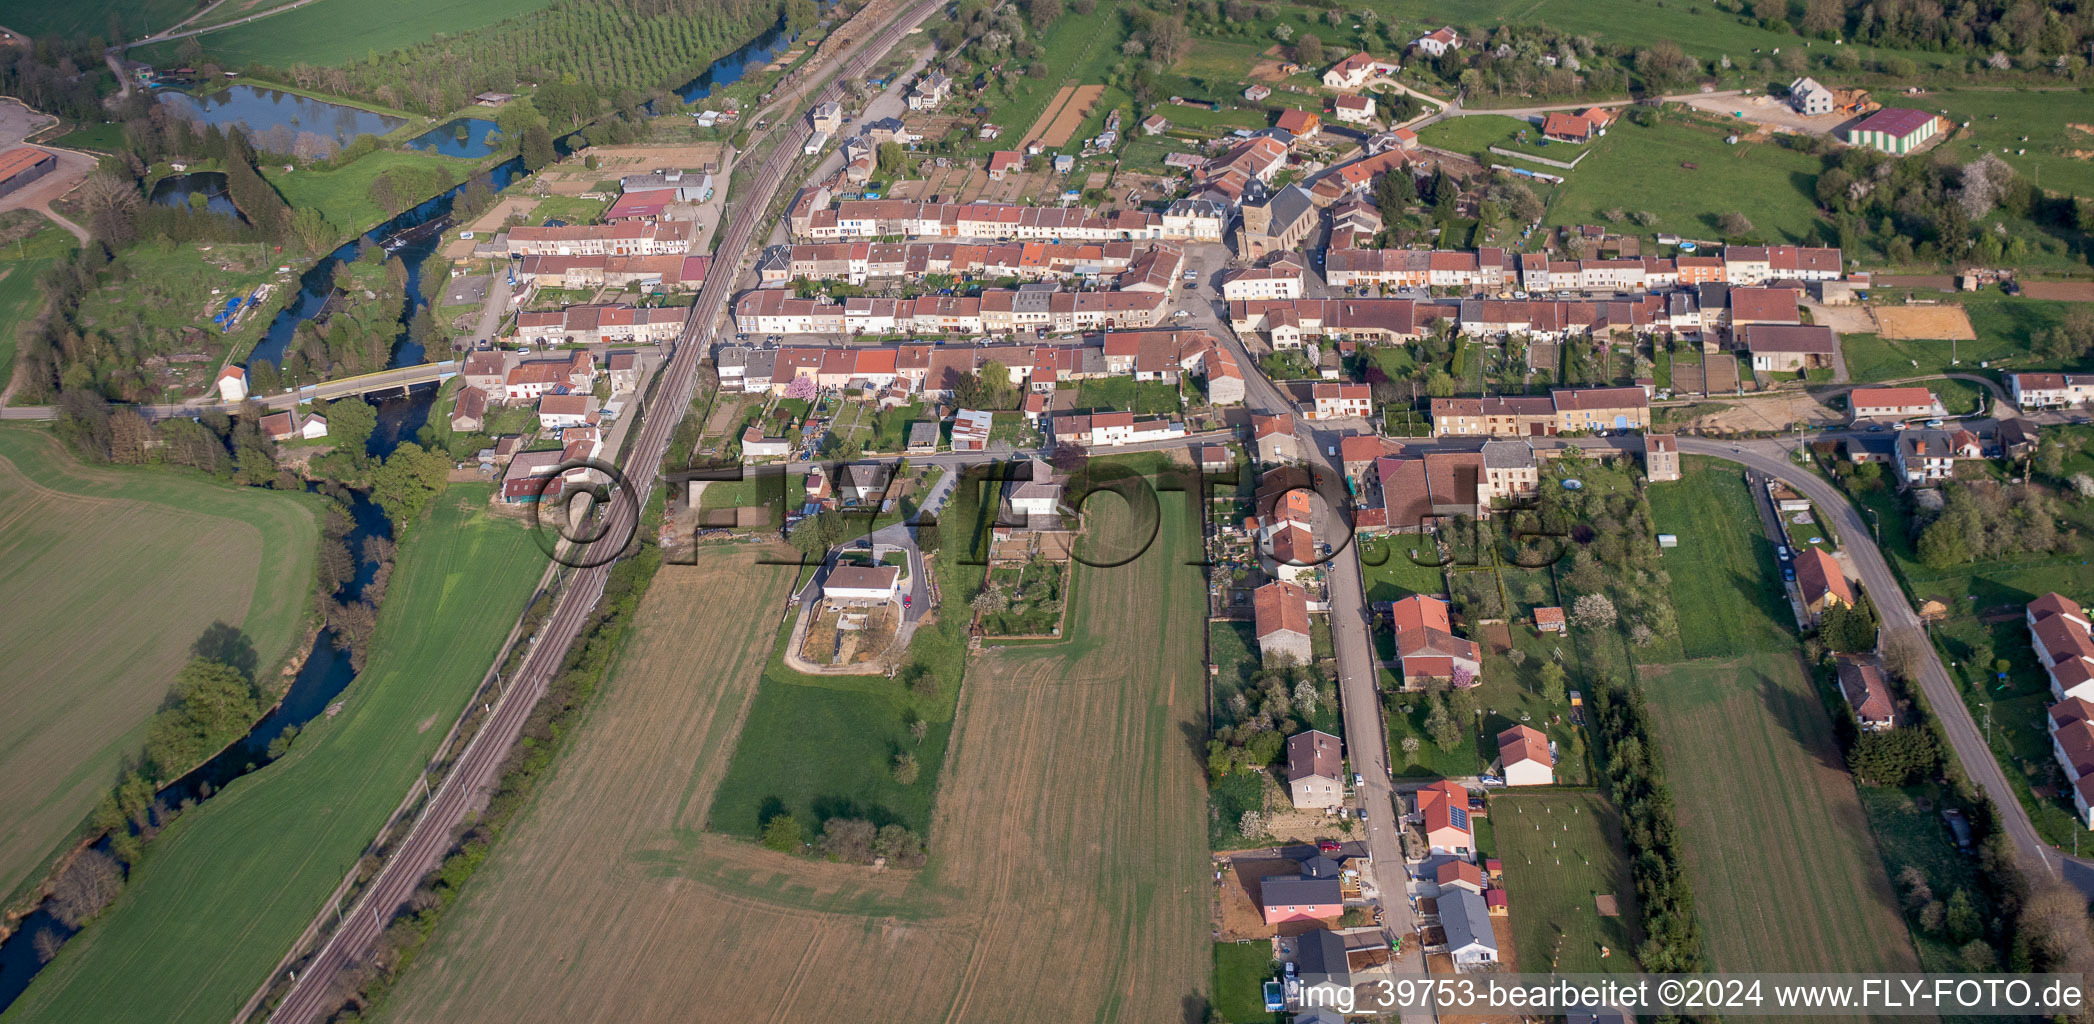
<box><xmin>403</xmin><ymin>117</ymin><xmax>503</xmax><ymax>159</ymax></box>
<box><xmin>157</xmin><ymin>84</ymin><xmax>405</xmax><ymax>153</ymax></box>
<box><xmin>149</xmin><ymin>171</ymin><xmax>239</xmax><ymax>219</ymax></box>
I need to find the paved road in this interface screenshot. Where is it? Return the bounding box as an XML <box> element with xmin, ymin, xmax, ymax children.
<box><xmin>1665</xmin><ymin>436</ymin><xmax>2076</xmax><ymax>884</ymax></box>
<box><xmin>255</xmin><ymin>6</ymin><xmax>941</xmax><ymax>1021</ymax></box>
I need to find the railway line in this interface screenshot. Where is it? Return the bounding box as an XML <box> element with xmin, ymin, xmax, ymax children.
<box><xmin>257</xmin><ymin>7</ymin><xmax>938</xmax><ymax>1021</ymax></box>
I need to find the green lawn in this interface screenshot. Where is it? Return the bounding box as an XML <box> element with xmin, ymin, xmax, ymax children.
<box><xmin>1356</xmin><ymin>534</ymin><xmax>1447</xmax><ymax>604</ymax></box>
<box><xmin>1493</xmin><ymin>790</ymin><xmax>1641</xmax><ymax>973</ymax></box>
<box><xmin>6</xmin><ymin>484</ymin><xmax>544</xmax><ymax>1024</ymax></box>
<box><xmin>1643</xmin><ymin>458</ymin><xmax>1796</xmax><ymax>662</ymax></box>
<box><xmin>164</xmin><ymin>0</ymin><xmax>560</xmax><ymax>67</ymax></box>
<box><xmin>1925</xmin><ymin>89</ymin><xmax>2094</xmax><ymax>200</ymax></box>
<box><xmin>1420</xmin><ymin>114</ymin><xmax>1586</xmax><ymax>165</ymax></box>
<box><xmin>0</xmin><ymin>427</ymin><xmax>321</xmax><ymax>906</ymax></box>
<box><xmin>1211</xmin><ymin>941</ymin><xmax>1280</xmax><ymax>1024</ymax></box>
<box><xmin>1856</xmin><ymin>785</ymin><xmax>1991</xmax><ymax>973</ymax></box>
<box><xmin>262</xmin><ymin>148</ymin><xmax>474</xmax><ymax>236</ymax></box>
<box><xmin>1543</xmin><ymin>114</ymin><xmax>1826</xmax><ymax>243</ymax></box>
<box><xmin>48</xmin><ymin>123</ymin><xmax>129</xmax><ymax>152</ymax></box>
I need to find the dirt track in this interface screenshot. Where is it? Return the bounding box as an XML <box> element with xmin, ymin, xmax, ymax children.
<box><xmin>382</xmin><ymin>501</ymin><xmax>1210</xmax><ymax>1023</ymax></box>
<box><xmin>1018</xmin><ymin>85</ymin><xmax>1076</xmax><ymax>149</ymax></box>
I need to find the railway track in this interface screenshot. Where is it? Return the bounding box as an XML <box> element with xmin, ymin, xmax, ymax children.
<box><xmin>256</xmin><ymin>7</ymin><xmax>938</xmax><ymax>1021</ymax></box>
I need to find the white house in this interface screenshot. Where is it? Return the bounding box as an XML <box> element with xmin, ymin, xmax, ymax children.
<box><xmin>1220</xmin><ymin>265</ymin><xmax>1305</xmax><ymax>301</ymax></box>
<box><xmin>216</xmin><ymin>365</ymin><xmax>248</xmax><ymax>402</ymax></box>
<box><xmin>260</xmin><ymin>410</ymin><xmax>329</xmax><ymax>441</ymax></box>
<box><xmin>1849</xmin><ymin>386</ymin><xmax>1946</xmax><ymax>422</ymax></box>
<box><xmin>1439</xmin><ymin>888</ymin><xmax>1499</xmax><ymax>967</ymax></box>
<box><xmin>1311</xmin><ymin>383</ymin><xmax>1371</xmax><ymax>420</ymax></box>
<box><xmin>1789</xmin><ymin>76</ymin><xmax>1835</xmax><ymax>115</ymax></box>
<box><xmin>1497</xmin><ymin>724</ymin><xmax>1553</xmax><ymax>786</ymax></box>
<box><xmin>537</xmin><ymin>394</ymin><xmax>600</xmax><ymax>430</ymax></box>
<box><xmin>1413</xmin><ymin>27</ymin><xmax>1462</xmax><ymax>57</ymax></box>
<box><xmin>1332</xmin><ymin>93</ymin><xmax>1377</xmax><ymax>124</ymax></box>
<box><xmin>2009</xmin><ymin>372</ymin><xmax>2094</xmax><ymax>410</ymax></box>
<box><xmin>822</xmin><ymin>564</ymin><xmax>900</xmax><ymax>604</ymax></box>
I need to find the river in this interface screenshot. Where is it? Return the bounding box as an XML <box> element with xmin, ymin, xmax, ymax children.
<box><xmin>0</xmin><ymin>21</ymin><xmax>803</xmax><ymax>1001</ymax></box>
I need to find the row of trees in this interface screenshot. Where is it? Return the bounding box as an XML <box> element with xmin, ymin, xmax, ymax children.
<box><xmin>1589</xmin><ymin>681</ymin><xmax>1707</xmax><ymax>972</ymax></box>
<box><xmin>760</xmin><ymin>813</ymin><xmax>929</xmax><ymax>866</ymax></box>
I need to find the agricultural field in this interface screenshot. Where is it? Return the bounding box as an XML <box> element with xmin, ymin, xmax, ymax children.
<box><xmin>1641</xmin><ymin>651</ymin><xmax>1920</xmax><ymax>974</ymax></box>
<box><xmin>6</xmin><ymin>485</ymin><xmax>542</xmax><ymax>1024</ymax></box>
<box><xmin>1492</xmin><ymin>790</ymin><xmax>1641</xmax><ymax>974</ymax></box>
<box><xmin>384</xmin><ymin>494</ymin><xmax>1209</xmax><ymax>1023</ymax></box>
<box><xmin>0</xmin><ymin>427</ymin><xmax>319</xmax><ymax>904</ymax></box>
<box><xmin>4</xmin><ymin>0</ymin><xmax>195</xmax><ymax>40</ymax></box>
<box><xmin>165</xmin><ymin>0</ymin><xmax>559</xmax><ymax>67</ymax></box>
<box><xmin>1542</xmin><ymin>113</ymin><xmax>1827</xmax><ymax>244</ymax></box>
<box><xmin>1838</xmin><ymin>292</ymin><xmax>2076</xmax><ymax>383</ymax></box>
<box><xmin>1925</xmin><ymin>89</ymin><xmax>2094</xmax><ymax>200</ymax></box>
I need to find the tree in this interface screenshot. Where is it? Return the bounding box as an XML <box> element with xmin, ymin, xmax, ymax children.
<box><xmin>290</xmin><ymin>207</ymin><xmax>336</xmax><ymax>254</ymax></box>
<box><xmin>1424</xmin><ymin>694</ymin><xmax>1462</xmax><ymax>752</ymax></box>
<box><xmin>1819</xmin><ymin>599</ymin><xmax>1880</xmax><ymax>653</ymax></box>
<box><xmin>1296</xmin><ymin>32</ymin><xmax>1323</xmax><ymax>66</ymax></box>
<box><xmin>321</xmin><ymin>398</ymin><xmax>377</xmax><ymax>467</ymax></box>
<box><xmin>143</xmin><ymin>658</ymin><xmax>260</xmax><ymax>779</ymax></box>
<box><xmin>1400</xmin><ymin>735</ymin><xmax>1420</xmax><ymax>762</ymax></box>
<box><xmin>49</xmin><ymin>849</ymin><xmax>124</xmax><ymax>928</ymax></box>
<box><xmin>877</xmin><ymin>141</ymin><xmax>908</xmax><ymax>178</ymax></box>
<box><xmin>1571</xmin><ymin>592</ymin><xmax>1617</xmax><ymax>628</ymax></box>
<box><xmin>1718</xmin><ymin>211</ymin><xmax>1755</xmax><ymax>236</ymax></box>
<box><xmin>370</xmin><ymin>442</ymin><xmax>450</xmax><ymax>532</ymax></box>
<box><xmin>1539</xmin><ymin>661</ymin><xmax>1567</xmax><ymax>705</ymax></box>
<box><xmin>1945</xmin><ymin>889</ymin><xmax>1980</xmax><ymax>942</ymax></box>
<box><xmin>1848</xmin><ymin>728</ymin><xmax>1940</xmax><ymax>785</ymax></box>
<box><xmin>762</xmin><ymin>813</ymin><xmax>803</xmax><ymax>851</ymax></box>
<box><xmin>892</xmin><ymin>751</ymin><xmax>921</xmax><ymax>785</ymax></box>
<box><xmin>521</xmin><ymin>123</ymin><xmax>556</xmax><ymax>174</ymax></box>
<box><xmin>819</xmin><ymin>817</ymin><xmax>879</xmax><ymax>862</ymax></box>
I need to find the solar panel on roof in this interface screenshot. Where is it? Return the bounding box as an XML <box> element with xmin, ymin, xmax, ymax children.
<box><xmin>1449</xmin><ymin>806</ymin><xmax>1470</xmax><ymax>831</ymax></box>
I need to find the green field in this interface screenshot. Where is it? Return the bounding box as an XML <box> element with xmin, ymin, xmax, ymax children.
<box><xmin>4</xmin><ymin>0</ymin><xmax>195</xmax><ymax>40</ymax></box>
<box><xmin>0</xmin><ymin>427</ymin><xmax>320</xmax><ymax>904</ymax></box>
<box><xmin>262</xmin><ymin>149</ymin><xmax>474</xmax><ymax>237</ymax></box>
<box><xmin>1641</xmin><ymin>651</ymin><xmax>1920</xmax><ymax>974</ymax></box>
<box><xmin>168</xmin><ymin>0</ymin><xmax>559</xmax><ymax>67</ymax></box>
<box><xmin>6</xmin><ymin>484</ymin><xmax>542</xmax><ymax>1024</ymax></box>
<box><xmin>1925</xmin><ymin>89</ymin><xmax>2094</xmax><ymax>200</ymax></box>
<box><xmin>1839</xmin><ymin>292</ymin><xmax>2075</xmax><ymax>383</ymax></box>
<box><xmin>46</xmin><ymin>123</ymin><xmax>128</xmax><ymax>153</ymax></box>
<box><xmin>1493</xmin><ymin>790</ymin><xmax>1641</xmax><ymax>974</ymax></box>
<box><xmin>1643</xmin><ymin>459</ymin><xmax>1795</xmax><ymax>661</ymax></box>
<box><xmin>1420</xmin><ymin>114</ymin><xmax>1584</xmax><ymax>165</ymax></box>
<box><xmin>1543</xmin><ymin>114</ymin><xmax>1826</xmax><ymax>243</ymax></box>
<box><xmin>956</xmin><ymin>2</ymin><xmax>1130</xmax><ymax>159</ymax></box>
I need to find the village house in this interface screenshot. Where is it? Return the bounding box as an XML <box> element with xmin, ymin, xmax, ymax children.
<box><xmin>1260</xmin><ymin>870</ymin><xmax>1344</xmax><ymax>926</ymax></box>
<box><xmin>951</xmin><ymin>408</ymin><xmax>993</xmax><ymax>452</ymax></box>
<box><xmin>1254</xmin><ymin>580</ymin><xmax>1314</xmax><ymax>666</ymax></box>
<box><xmin>504</xmin><ymin>221</ymin><xmax>694</xmax><ymax>258</ymax></box>
<box><xmin>1894</xmin><ymin>428</ymin><xmax>1979</xmax><ymax>485</ymax></box>
<box><xmin>1414</xmin><ymin>779</ymin><xmax>1473</xmax><ymax>854</ymax></box>
<box><xmin>537</xmin><ymin>393</ymin><xmax>600</xmax><ymax>430</ymax></box>
<box><xmin>1850</xmin><ymin>386</ymin><xmax>1947</xmax><ymax>423</ymax></box>
<box><xmin>907</xmin><ymin>71</ymin><xmax>951</xmax><ymax>110</ymax></box>
<box><xmin>1551</xmin><ymin>386</ymin><xmax>1650</xmax><ymax>433</ymax></box>
<box><xmin>1286</xmin><ymin>729</ymin><xmax>1345</xmax><ymax>809</ymax></box>
<box><xmin>1795</xmin><ymin>546</ymin><xmax>1853</xmax><ymax>623</ymax></box>
<box><xmin>822</xmin><ymin>564</ymin><xmax>900</xmax><ymax>605</ymax></box>
<box><xmin>1836</xmin><ymin>657</ymin><xmax>1897</xmax><ymax>731</ymax></box>
<box><xmin>2009</xmin><ymin>372</ymin><xmax>2094</xmax><ymax>410</ymax></box>
<box><xmin>1332</xmin><ymin>93</ymin><xmax>1376</xmax><ymax>124</ymax></box>
<box><xmin>216</xmin><ymin>365</ymin><xmax>248</xmax><ymax>402</ymax></box>
<box><xmin>2048</xmin><ymin>696</ymin><xmax>2094</xmax><ymax>828</ymax></box>
<box><xmin>810</xmin><ymin>101</ymin><xmax>843</xmax><ymax>134</ymax></box>
<box><xmin>451</xmin><ymin>385</ymin><xmax>489</xmax><ymax>433</ymax></box>
<box><xmin>260</xmin><ymin>410</ymin><xmax>328</xmax><ymax>441</ymax></box>
<box><xmin>1497</xmin><ymin>724</ymin><xmax>1554</xmax><ymax>786</ymax></box>
<box><xmin>2030</xmin><ymin>593</ymin><xmax>2094</xmax><ymax>704</ymax></box>
<box><xmin>1310</xmin><ymin>382</ymin><xmax>1372</xmax><ymax>420</ymax></box>
<box><xmin>1322</xmin><ymin>52</ymin><xmax>1400</xmax><ymax>89</ymax></box>
<box><xmin>1642</xmin><ymin>432</ymin><xmax>1680</xmax><ymax>482</ymax></box>
<box><xmin>1390</xmin><ymin>595</ymin><xmax>1482</xmax><ymax>688</ymax></box>
<box><xmin>1789</xmin><ymin>76</ymin><xmax>1836</xmax><ymax>115</ymax></box>
<box><xmin>1480</xmin><ymin>439</ymin><xmax>1540</xmax><ymax>503</ymax></box>
<box><xmin>1440</xmin><ymin>888</ymin><xmax>1499</xmax><ymax>967</ymax></box>
<box><xmin>1743</xmin><ymin>324</ymin><xmax>1839</xmax><ymax>373</ymax></box>
<box><xmin>1220</xmin><ymin>264</ymin><xmax>1306</xmax><ymax>301</ymax></box>
<box><xmin>1412</xmin><ymin>26</ymin><xmax>1462</xmax><ymax>57</ymax></box>
<box><xmin>1275</xmin><ymin>107</ymin><xmax>1321</xmax><ymax>139</ymax></box>
<box><xmin>1253</xmin><ymin>414</ymin><xmax>1301</xmax><ymax>465</ymax></box>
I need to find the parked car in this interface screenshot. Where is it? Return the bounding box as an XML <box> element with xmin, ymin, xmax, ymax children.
<box><xmin>1926</xmin><ymin>418</ymin><xmax>1945</xmax><ymax>428</ymax></box>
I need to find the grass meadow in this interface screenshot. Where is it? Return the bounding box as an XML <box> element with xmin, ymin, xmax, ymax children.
<box><xmin>162</xmin><ymin>0</ymin><xmax>559</xmax><ymax>67</ymax></box>
<box><xmin>1542</xmin><ymin>113</ymin><xmax>1827</xmax><ymax>243</ymax></box>
<box><xmin>5</xmin><ymin>0</ymin><xmax>195</xmax><ymax>41</ymax></box>
<box><xmin>1492</xmin><ymin>790</ymin><xmax>1641</xmax><ymax>974</ymax></box>
<box><xmin>261</xmin><ymin>149</ymin><xmax>475</xmax><ymax>237</ymax></box>
<box><xmin>0</xmin><ymin>224</ymin><xmax>75</xmax><ymax>391</ymax></box>
<box><xmin>1924</xmin><ymin>89</ymin><xmax>2094</xmax><ymax>200</ymax></box>
<box><xmin>6</xmin><ymin>484</ymin><xmax>542</xmax><ymax>1024</ymax></box>
<box><xmin>1838</xmin><ymin>291</ymin><xmax>2076</xmax><ymax>384</ymax></box>
<box><xmin>0</xmin><ymin>427</ymin><xmax>320</xmax><ymax>905</ymax></box>
<box><xmin>1642</xmin><ymin>458</ymin><xmax>1796</xmax><ymax>662</ymax></box>
<box><xmin>1641</xmin><ymin>652</ymin><xmax>1920</xmax><ymax>974</ymax></box>
<box><xmin>954</xmin><ymin>2</ymin><xmax>1129</xmax><ymax>159</ymax></box>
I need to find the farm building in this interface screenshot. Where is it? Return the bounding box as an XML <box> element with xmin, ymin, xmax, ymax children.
<box><xmin>1841</xmin><ymin>108</ymin><xmax>1945</xmax><ymax>154</ymax></box>
<box><xmin>1286</xmin><ymin>729</ymin><xmax>1345</xmax><ymax>809</ymax></box>
<box><xmin>1497</xmin><ymin>724</ymin><xmax>1554</xmax><ymax>786</ymax></box>
<box><xmin>0</xmin><ymin>147</ymin><xmax>55</xmax><ymax>199</ymax></box>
